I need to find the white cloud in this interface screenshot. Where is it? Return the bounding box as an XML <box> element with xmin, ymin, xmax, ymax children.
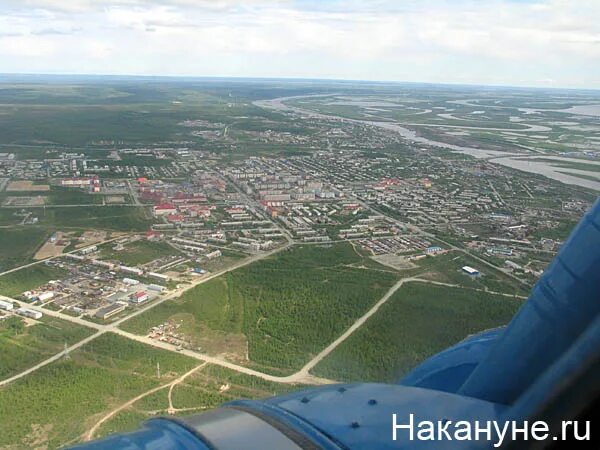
<box><xmin>0</xmin><ymin>0</ymin><xmax>598</xmax><ymax>88</ymax></box>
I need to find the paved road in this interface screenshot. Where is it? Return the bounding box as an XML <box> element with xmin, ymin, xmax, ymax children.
<box><xmin>213</xmin><ymin>169</ymin><xmax>294</xmax><ymax>244</ymax></box>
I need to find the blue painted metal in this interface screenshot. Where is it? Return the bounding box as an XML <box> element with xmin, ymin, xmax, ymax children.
<box><xmin>398</xmin><ymin>327</ymin><xmax>505</xmax><ymax>393</ymax></box>
<box><xmin>457</xmin><ymin>197</ymin><xmax>600</xmax><ymax>404</ymax></box>
<box><xmin>68</xmin><ymin>198</ymin><xmax>600</xmax><ymax>449</ymax></box>
<box><xmin>69</xmin><ymin>418</ymin><xmax>212</xmax><ymax>450</ymax></box>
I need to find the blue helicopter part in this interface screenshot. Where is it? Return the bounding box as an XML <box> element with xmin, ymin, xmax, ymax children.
<box><xmin>69</xmin><ymin>197</ymin><xmax>600</xmax><ymax>449</ymax></box>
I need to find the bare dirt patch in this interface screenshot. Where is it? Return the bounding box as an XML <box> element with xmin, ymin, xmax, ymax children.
<box><xmin>22</xmin><ymin>423</ymin><xmax>53</xmax><ymax>449</ymax></box>
<box><xmin>74</xmin><ymin>230</ymin><xmax>109</xmax><ymax>249</ymax></box>
<box><xmin>6</xmin><ymin>181</ymin><xmax>50</xmax><ymax>191</ymax></box>
<box><xmin>154</xmin><ymin>314</ymin><xmax>248</xmax><ymax>363</ymax></box>
<box><xmin>371</xmin><ymin>253</ymin><xmax>417</xmax><ymax>270</ymax></box>
<box><xmin>105</xmin><ymin>195</ymin><xmax>126</xmax><ymax>204</ymax></box>
<box><xmin>34</xmin><ymin>231</ymin><xmax>71</xmax><ymax>260</ymax></box>
<box><xmin>3</xmin><ymin>196</ymin><xmax>47</xmax><ymax>206</ymax></box>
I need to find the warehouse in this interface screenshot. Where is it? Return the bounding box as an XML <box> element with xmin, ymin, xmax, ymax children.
<box><xmin>147</xmin><ymin>284</ymin><xmax>166</xmax><ymax>292</ymax></box>
<box><xmin>129</xmin><ymin>291</ymin><xmax>149</xmax><ymax>304</ymax></box>
<box><xmin>148</xmin><ymin>272</ymin><xmax>170</xmax><ymax>282</ymax></box>
<box><xmin>95</xmin><ymin>302</ymin><xmax>127</xmax><ymax>320</ymax></box>
<box><xmin>0</xmin><ymin>300</ymin><xmax>14</xmax><ymax>311</ymax></box>
<box><xmin>36</xmin><ymin>291</ymin><xmax>54</xmax><ymax>302</ymax></box>
<box><xmin>80</xmin><ymin>245</ymin><xmax>98</xmax><ymax>255</ymax></box>
<box><xmin>16</xmin><ymin>307</ymin><xmax>43</xmax><ymax>320</ymax></box>
<box><xmin>462</xmin><ymin>266</ymin><xmax>480</xmax><ymax>277</ymax></box>
<box><xmin>120</xmin><ymin>266</ymin><xmax>144</xmax><ymax>276</ymax></box>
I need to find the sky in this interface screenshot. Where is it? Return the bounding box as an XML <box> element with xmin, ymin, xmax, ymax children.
<box><xmin>0</xmin><ymin>0</ymin><xmax>599</xmax><ymax>89</ymax></box>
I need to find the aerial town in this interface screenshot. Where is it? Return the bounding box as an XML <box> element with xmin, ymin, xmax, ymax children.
<box><xmin>0</xmin><ymin>79</ymin><xmax>597</xmax><ymax>449</ymax></box>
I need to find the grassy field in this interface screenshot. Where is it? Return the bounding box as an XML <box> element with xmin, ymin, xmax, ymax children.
<box><xmin>0</xmin><ymin>316</ymin><xmax>94</xmax><ymax>380</ymax></box>
<box><xmin>0</xmin><ymin>264</ymin><xmax>67</xmax><ymax>297</ymax></box>
<box><xmin>0</xmin><ymin>186</ymin><xmax>102</xmax><ymax>206</ymax></box>
<box><xmin>98</xmin><ymin>239</ymin><xmax>181</xmax><ymax>266</ymax></box>
<box><xmin>0</xmin><ymin>227</ymin><xmax>49</xmax><ymax>272</ymax></box>
<box><xmin>33</xmin><ymin>206</ymin><xmax>153</xmax><ymax>231</ymax></box>
<box><xmin>312</xmin><ymin>283</ymin><xmax>523</xmax><ymax>382</ymax></box>
<box><xmin>0</xmin><ymin>209</ymin><xmax>24</xmax><ymax>226</ymax></box>
<box><xmin>414</xmin><ymin>251</ymin><xmax>530</xmax><ymax>296</ymax></box>
<box><xmin>0</xmin><ymin>333</ymin><xmax>197</xmax><ymax>449</ymax></box>
<box><xmin>120</xmin><ymin>243</ymin><xmax>399</xmax><ymax>374</ymax></box>
<box><xmin>0</xmin><ymin>82</ymin><xmax>292</xmax><ymax>147</ymax></box>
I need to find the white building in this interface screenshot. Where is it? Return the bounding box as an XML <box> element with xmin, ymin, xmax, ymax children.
<box><xmin>0</xmin><ymin>300</ymin><xmax>14</xmax><ymax>311</ymax></box>
<box><xmin>16</xmin><ymin>308</ymin><xmax>43</xmax><ymax>320</ymax></box>
<box><xmin>148</xmin><ymin>272</ymin><xmax>170</xmax><ymax>282</ymax></box>
<box><xmin>462</xmin><ymin>266</ymin><xmax>480</xmax><ymax>277</ymax></box>
<box><xmin>147</xmin><ymin>284</ymin><xmax>166</xmax><ymax>292</ymax></box>
<box><xmin>205</xmin><ymin>250</ymin><xmax>222</xmax><ymax>259</ymax></box>
<box><xmin>120</xmin><ymin>266</ymin><xmax>144</xmax><ymax>276</ymax></box>
<box><xmin>80</xmin><ymin>245</ymin><xmax>98</xmax><ymax>255</ymax></box>
<box><xmin>37</xmin><ymin>291</ymin><xmax>55</xmax><ymax>302</ymax></box>
<box><xmin>129</xmin><ymin>291</ymin><xmax>149</xmax><ymax>303</ymax></box>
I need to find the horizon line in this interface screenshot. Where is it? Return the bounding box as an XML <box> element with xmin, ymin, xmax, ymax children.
<box><xmin>1</xmin><ymin>72</ymin><xmax>599</xmax><ymax>92</ymax></box>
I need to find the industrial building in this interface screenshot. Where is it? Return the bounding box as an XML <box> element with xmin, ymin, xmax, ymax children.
<box><xmin>36</xmin><ymin>291</ymin><xmax>55</xmax><ymax>302</ymax></box>
<box><xmin>462</xmin><ymin>266</ymin><xmax>481</xmax><ymax>277</ymax></box>
<box><xmin>120</xmin><ymin>265</ymin><xmax>144</xmax><ymax>276</ymax></box>
<box><xmin>148</xmin><ymin>272</ymin><xmax>170</xmax><ymax>282</ymax></box>
<box><xmin>95</xmin><ymin>302</ymin><xmax>128</xmax><ymax>319</ymax></box>
<box><xmin>80</xmin><ymin>245</ymin><xmax>98</xmax><ymax>255</ymax></box>
<box><xmin>0</xmin><ymin>300</ymin><xmax>14</xmax><ymax>311</ymax></box>
<box><xmin>129</xmin><ymin>291</ymin><xmax>149</xmax><ymax>304</ymax></box>
<box><xmin>16</xmin><ymin>307</ymin><xmax>43</xmax><ymax>320</ymax></box>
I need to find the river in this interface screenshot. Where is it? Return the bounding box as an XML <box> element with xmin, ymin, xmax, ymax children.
<box><xmin>254</xmin><ymin>95</ymin><xmax>600</xmax><ymax>191</ymax></box>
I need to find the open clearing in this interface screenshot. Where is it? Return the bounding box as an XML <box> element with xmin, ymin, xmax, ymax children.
<box><xmin>3</xmin><ymin>196</ymin><xmax>46</xmax><ymax>206</ymax></box>
<box><xmin>33</xmin><ymin>231</ymin><xmax>70</xmax><ymax>260</ymax></box>
<box><xmin>98</xmin><ymin>239</ymin><xmax>181</xmax><ymax>266</ymax></box>
<box><xmin>0</xmin><ymin>264</ymin><xmax>68</xmax><ymax>297</ymax></box>
<box><xmin>120</xmin><ymin>243</ymin><xmax>400</xmax><ymax>375</ymax></box>
<box><xmin>6</xmin><ymin>181</ymin><xmax>50</xmax><ymax>192</ymax></box>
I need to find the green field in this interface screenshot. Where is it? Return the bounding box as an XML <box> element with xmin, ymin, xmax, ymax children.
<box><xmin>312</xmin><ymin>283</ymin><xmax>523</xmax><ymax>382</ymax></box>
<box><xmin>0</xmin><ymin>209</ymin><xmax>24</xmax><ymax>226</ymax></box>
<box><xmin>0</xmin><ymin>83</ymin><xmax>291</xmax><ymax>148</ymax></box>
<box><xmin>0</xmin><ymin>227</ymin><xmax>49</xmax><ymax>272</ymax></box>
<box><xmin>99</xmin><ymin>239</ymin><xmax>181</xmax><ymax>266</ymax></box>
<box><xmin>0</xmin><ymin>316</ymin><xmax>94</xmax><ymax>380</ymax></box>
<box><xmin>0</xmin><ymin>333</ymin><xmax>197</xmax><ymax>449</ymax></box>
<box><xmin>0</xmin><ymin>186</ymin><xmax>102</xmax><ymax>206</ymax></box>
<box><xmin>414</xmin><ymin>251</ymin><xmax>530</xmax><ymax>295</ymax></box>
<box><xmin>32</xmin><ymin>206</ymin><xmax>153</xmax><ymax>231</ymax></box>
<box><xmin>120</xmin><ymin>243</ymin><xmax>399</xmax><ymax>374</ymax></box>
<box><xmin>0</xmin><ymin>264</ymin><xmax>67</xmax><ymax>297</ymax></box>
